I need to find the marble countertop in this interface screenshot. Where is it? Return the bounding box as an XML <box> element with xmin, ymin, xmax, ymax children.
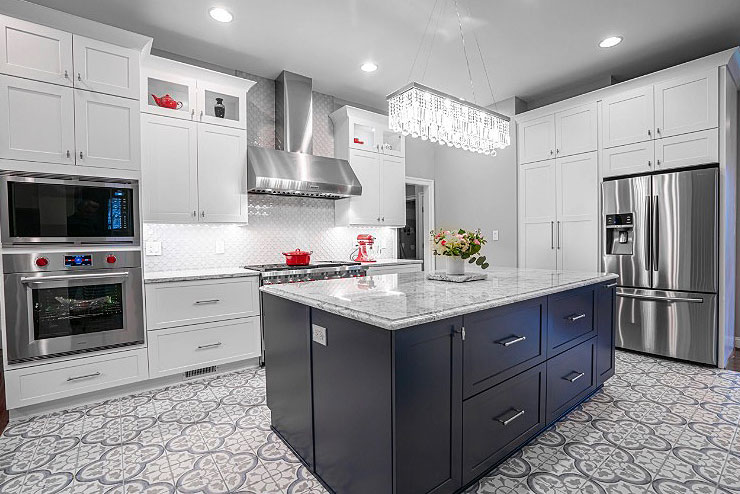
<box><xmin>144</xmin><ymin>267</ymin><xmax>260</xmax><ymax>284</ymax></box>
<box><xmin>362</xmin><ymin>259</ymin><xmax>423</xmax><ymax>266</ymax></box>
<box><xmin>260</xmin><ymin>267</ymin><xmax>618</xmax><ymax>330</ymax></box>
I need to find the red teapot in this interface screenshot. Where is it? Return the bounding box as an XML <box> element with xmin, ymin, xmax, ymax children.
<box><xmin>151</xmin><ymin>93</ymin><xmax>183</xmax><ymax>110</ymax></box>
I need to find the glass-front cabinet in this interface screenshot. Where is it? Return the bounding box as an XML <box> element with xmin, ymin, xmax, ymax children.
<box><xmin>196</xmin><ymin>81</ymin><xmax>247</xmax><ymax>129</ymax></box>
<box><xmin>144</xmin><ymin>70</ymin><xmax>197</xmax><ymax>120</ymax></box>
<box><xmin>340</xmin><ymin>107</ymin><xmax>406</xmax><ymax>158</ymax></box>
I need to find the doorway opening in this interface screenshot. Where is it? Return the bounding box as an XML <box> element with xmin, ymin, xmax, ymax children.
<box><xmin>399</xmin><ymin>177</ymin><xmax>435</xmax><ymax>271</ymax></box>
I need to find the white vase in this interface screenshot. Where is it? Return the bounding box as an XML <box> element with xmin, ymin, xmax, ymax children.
<box><xmin>447</xmin><ymin>256</ymin><xmax>465</xmax><ymax>275</ymax></box>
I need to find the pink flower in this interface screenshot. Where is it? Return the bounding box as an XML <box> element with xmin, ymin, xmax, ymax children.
<box><xmin>474</xmin><ymin>239</ymin><xmax>480</xmax><ymax>245</ymax></box>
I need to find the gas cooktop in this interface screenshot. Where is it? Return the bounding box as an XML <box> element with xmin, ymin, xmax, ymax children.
<box><xmin>244</xmin><ymin>261</ymin><xmax>365</xmax><ymax>284</ymax></box>
<box><xmin>244</xmin><ymin>261</ymin><xmax>360</xmax><ymax>272</ymax></box>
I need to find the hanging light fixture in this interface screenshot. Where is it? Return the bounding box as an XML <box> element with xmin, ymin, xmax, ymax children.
<box><xmin>387</xmin><ymin>0</ymin><xmax>510</xmax><ymax>155</ymax></box>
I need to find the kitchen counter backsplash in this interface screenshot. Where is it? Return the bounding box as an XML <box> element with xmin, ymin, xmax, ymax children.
<box><xmin>142</xmin><ymin>194</ymin><xmax>397</xmax><ymax>271</ymax></box>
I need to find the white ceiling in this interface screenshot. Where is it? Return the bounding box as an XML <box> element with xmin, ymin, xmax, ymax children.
<box><xmin>21</xmin><ymin>0</ymin><xmax>740</xmax><ymax>110</ymax></box>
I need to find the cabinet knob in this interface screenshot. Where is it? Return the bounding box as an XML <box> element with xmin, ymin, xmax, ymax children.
<box><xmin>377</xmin><ymin>217</ymin><xmax>381</xmax><ymax>222</ymax></box>
<box><xmin>64</xmin><ymin>70</ymin><xmax>69</xmax><ymax>79</ymax></box>
<box><xmin>66</xmin><ymin>150</ymin><xmax>70</xmax><ymax>158</ymax></box>
<box><xmin>201</xmin><ymin>211</ymin><xmax>205</xmax><ymax>218</ymax></box>
<box><xmin>656</xmin><ymin>128</ymin><xmax>661</xmax><ymax>135</ymax></box>
<box><xmin>657</xmin><ymin>159</ymin><xmax>661</xmax><ymax>166</ymax></box>
<box><xmin>77</xmin><ymin>73</ymin><xmax>82</xmax><ymax>82</ymax></box>
<box><xmin>550</xmin><ymin>150</ymin><xmax>554</xmax><ymax>155</ymax></box>
<box><xmin>382</xmin><ymin>217</ymin><xmax>385</xmax><ymax>222</ymax></box>
<box><xmin>192</xmin><ymin>210</ymin><xmax>197</xmax><ymax>217</ymax></box>
<box><xmin>79</xmin><ymin>151</ymin><xmax>83</xmax><ymax>159</ymax></box>
<box><xmin>648</xmin><ymin>160</ymin><xmax>652</xmax><ymax>167</ymax></box>
<box><xmin>191</xmin><ymin>109</ymin><xmax>195</xmax><ymax>119</ymax></box>
<box><xmin>200</xmin><ymin>110</ymin><xmax>204</xmax><ymax>120</ymax></box>
<box><xmin>647</xmin><ymin>129</ymin><xmax>651</xmax><ymax>137</ymax></box>
<box><xmin>556</xmin><ymin>148</ymin><xmax>560</xmax><ymax>154</ymax></box>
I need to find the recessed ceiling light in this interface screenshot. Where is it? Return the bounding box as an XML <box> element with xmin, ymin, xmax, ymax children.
<box><xmin>361</xmin><ymin>62</ymin><xmax>378</xmax><ymax>72</ymax></box>
<box><xmin>209</xmin><ymin>7</ymin><xmax>233</xmax><ymax>23</ymax></box>
<box><xmin>599</xmin><ymin>36</ymin><xmax>623</xmax><ymax>48</ymax></box>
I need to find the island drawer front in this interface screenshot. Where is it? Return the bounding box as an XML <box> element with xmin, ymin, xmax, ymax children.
<box><xmin>546</xmin><ymin>337</ymin><xmax>597</xmax><ymax>423</ymax></box>
<box><xmin>547</xmin><ymin>285</ymin><xmax>596</xmax><ymax>357</ymax></box>
<box><xmin>462</xmin><ymin>362</ymin><xmax>546</xmax><ymax>483</ymax></box>
<box><xmin>463</xmin><ymin>297</ymin><xmax>546</xmax><ymax>399</ymax></box>
<box><xmin>145</xmin><ymin>277</ymin><xmax>260</xmax><ymax>330</ymax></box>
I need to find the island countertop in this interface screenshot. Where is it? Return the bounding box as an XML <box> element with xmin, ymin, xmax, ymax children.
<box><xmin>260</xmin><ymin>266</ymin><xmax>618</xmax><ymax>330</ymax></box>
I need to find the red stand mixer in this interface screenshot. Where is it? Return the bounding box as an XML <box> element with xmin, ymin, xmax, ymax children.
<box><xmin>353</xmin><ymin>234</ymin><xmax>377</xmax><ymax>262</ymax></box>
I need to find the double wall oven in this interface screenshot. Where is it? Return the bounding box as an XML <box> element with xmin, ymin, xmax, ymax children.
<box><xmin>1</xmin><ymin>176</ymin><xmax>144</xmax><ymax>364</ymax></box>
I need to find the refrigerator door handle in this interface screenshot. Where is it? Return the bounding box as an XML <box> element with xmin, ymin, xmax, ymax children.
<box><xmin>652</xmin><ymin>197</ymin><xmax>659</xmax><ymax>271</ymax></box>
<box><xmin>644</xmin><ymin>196</ymin><xmax>651</xmax><ymax>272</ymax></box>
<box><xmin>616</xmin><ymin>291</ymin><xmax>703</xmax><ymax>304</ymax></box>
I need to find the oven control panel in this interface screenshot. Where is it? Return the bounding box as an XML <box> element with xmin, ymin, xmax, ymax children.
<box><xmin>64</xmin><ymin>254</ymin><xmax>93</xmax><ymax>267</ymax></box>
<box><xmin>1</xmin><ymin>251</ymin><xmax>142</xmax><ymax>273</ymax></box>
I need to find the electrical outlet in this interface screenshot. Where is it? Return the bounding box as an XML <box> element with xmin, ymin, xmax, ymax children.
<box><xmin>145</xmin><ymin>241</ymin><xmax>162</xmax><ymax>256</ymax></box>
<box><xmin>312</xmin><ymin>324</ymin><xmax>327</xmax><ymax>346</ymax></box>
<box><xmin>492</xmin><ymin>230</ymin><xmax>499</xmax><ymax>241</ymax></box>
<box><xmin>214</xmin><ymin>239</ymin><xmax>225</xmax><ymax>254</ymax></box>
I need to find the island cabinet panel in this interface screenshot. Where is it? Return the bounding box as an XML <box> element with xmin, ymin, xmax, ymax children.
<box><xmin>462</xmin><ymin>363</ymin><xmax>546</xmax><ymax>484</ymax></box>
<box><xmin>262</xmin><ymin>295</ymin><xmax>314</xmax><ymax>469</ymax></box>
<box><xmin>547</xmin><ymin>285</ymin><xmax>596</xmax><ymax>357</ymax></box>
<box><xmin>546</xmin><ymin>337</ymin><xmax>597</xmax><ymax>423</ymax></box>
<box><xmin>311</xmin><ymin>310</ymin><xmax>393</xmax><ymax>494</ymax></box>
<box><xmin>596</xmin><ymin>283</ymin><xmax>617</xmax><ymax>386</ymax></box>
<box><xmin>393</xmin><ymin>318</ymin><xmax>463</xmax><ymax>494</ymax></box>
<box><xmin>462</xmin><ymin>297</ymin><xmax>547</xmax><ymax>399</ymax></box>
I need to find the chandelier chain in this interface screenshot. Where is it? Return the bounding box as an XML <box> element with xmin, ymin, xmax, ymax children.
<box><xmin>467</xmin><ymin>1</ymin><xmax>499</xmax><ymax>111</ymax></box>
<box><xmin>453</xmin><ymin>0</ymin><xmax>476</xmax><ymax>104</ymax></box>
<box><xmin>421</xmin><ymin>0</ymin><xmax>446</xmax><ymax>83</ymax></box>
<box><xmin>407</xmin><ymin>0</ymin><xmax>440</xmax><ymax>83</ymax></box>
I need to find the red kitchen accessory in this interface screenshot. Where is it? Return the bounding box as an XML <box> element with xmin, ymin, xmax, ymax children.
<box><xmin>353</xmin><ymin>234</ymin><xmax>376</xmax><ymax>262</ymax></box>
<box><xmin>282</xmin><ymin>248</ymin><xmax>312</xmax><ymax>266</ymax></box>
<box><xmin>151</xmin><ymin>93</ymin><xmax>183</xmax><ymax>110</ymax></box>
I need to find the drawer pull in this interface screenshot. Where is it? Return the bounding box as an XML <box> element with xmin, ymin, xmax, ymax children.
<box><xmin>605</xmin><ymin>282</ymin><xmax>618</xmax><ymax>288</ymax></box>
<box><xmin>563</xmin><ymin>371</ymin><xmax>585</xmax><ymax>383</ymax></box>
<box><xmin>197</xmin><ymin>342</ymin><xmax>223</xmax><ymax>350</ymax></box>
<box><xmin>566</xmin><ymin>313</ymin><xmax>586</xmax><ymax>322</ymax></box>
<box><xmin>66</xmin><ymin>371</ymin><xmax>101</xmax><ymax>382</ymax></box>
<box><xmin>494</xmin><ymin>408</ymin><xmax>525</xmax><ymax>426</ymax></box>
<box><xmin>194</xmin><ymin>299</ymin><xmax>221</xmax><ymax>305</ymax></box>
<box><xmin>496</xmin><ymin>335</ymin><xmax>527</xmax><ymax>347</ymax></box>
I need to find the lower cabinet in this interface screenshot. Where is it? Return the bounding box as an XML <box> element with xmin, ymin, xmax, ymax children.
<box><xmin>546</xmin><ymin>337</ymin><xmax>597</xmax><ymax>423</ymax></box>
<box><xmin>596</xmin><ymin>283</ymin><xmax>616</xmax><ymax>386</ymax></box>
<box><xmin>365</xmin><ymin>262</ymin><xmax>423</xmax><ymax>276</ymax></box>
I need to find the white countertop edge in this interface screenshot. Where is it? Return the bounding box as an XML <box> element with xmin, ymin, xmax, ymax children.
<box><xmin>144</xmin><ymin>268</ymin><xmax>261</xmax><ymax>284</ymax></box>
<box><xmin>362</xmin><ymin>259</ymin><xmax>424</xmax><ymax>266</ymax></box>
<box><xmin>260</xmin><ymin>272</ymin><xmax>619</xmax><ymax>331</ymax></box>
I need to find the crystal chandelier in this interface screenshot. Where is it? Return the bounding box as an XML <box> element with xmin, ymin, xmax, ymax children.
<box><xmin>387</xmin><ymin>0</ymin><xmax>510</xmax><ymax>155</ymax></box>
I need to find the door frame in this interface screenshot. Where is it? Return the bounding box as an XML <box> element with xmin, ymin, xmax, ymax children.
<box><xmin>405</xmin><ymin>176</ymin><xmax>435</xmax><ymax>272</ymax></box>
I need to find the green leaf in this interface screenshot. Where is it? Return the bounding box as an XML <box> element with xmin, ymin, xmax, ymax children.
<box><xmin>476</xmin><ymin>257</ymin><xmax>485</xmax><ymax>266</ymax></box>
<box><xmin>468</xmin><ymin>258</ymin><xmax>476</xmax><ymax>264</ymax></box>
<box><xmin>482</xmin><ymin>263</ymin><xmax>490</xmax><ymax>269</ymax></box>
<box><xmin>461</xmin><ymin>253</ymin><xmax>470</xmax><ymax>259</ymax></box>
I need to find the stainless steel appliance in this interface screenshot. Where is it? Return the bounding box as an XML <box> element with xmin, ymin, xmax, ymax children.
<box><xmin>0</xmin><ymin>176</ymin><xmax>139</xmax><ymax>246</ymax></box>
<box><xmin>602</xmin><ymin>166</ymin><xmax>718</xmax><ymax>365</ymax></box>
<box><xmin>244</xmin><ymin>261</ymin><xmax>367</xmax><ymax>365</ymax></box>
<box><xmin>3</xmin><ymin>250</ymin><xmax>145</xmax><ymax>363</ymax></box>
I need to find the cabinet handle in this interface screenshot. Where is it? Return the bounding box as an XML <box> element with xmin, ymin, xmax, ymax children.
<box><xmin>191</xmin><ymin>109</ymin><xmax>195</xmax><ymax>119</ymax></box>
<box><xmin>656</xmin><ymin>127</ymin><xmax>661</xmax><ymax>135</ymax></box>
<box><xmin>201</xmin><ymin>211</ymin><xmax>205</xmax><ymax>218</ymax></box>
<box><xmin>605</xmin><ymin>282</ymin><xmax>618</xmax><ymax>288</ymax></box>
<box><xmin>77</xmin><ymin>73</ymin><xmax>82</xmax><ymax>82</ymax></box>
<box><xmin>557</xmin><ymin>221</ymin><xmax>561</xmax><ymax>249</ymax></box>
<box><xmin>382</xmin><ymin>217</ymin><xmax>385</xmax><ymax>222</ymax></box>
<box><xmin>496</xmin><ymin>335</ymin><xmax>527</xmax><ymax>347</ymax></box>
<box><xmin>67</xmin><ymin>371</ymin><xmax>101</xmax><ymax>382</ymax></box>
<box><xmin>551</xmin><ymin>221</ymin><xmax>554</xmax><ymax>249</ymax></box>
<box><xmin>556</xmin><ymin>148</ymin><xmax>560</xmax><ymax>154</ymax></box>
<box><xmin>197</xmin><ymin>342</ymin><xmax>222</xmax><ymax>350</ymax></box>
<box><xmin>647</xmin><ymin>129</ymin><xmax>651</xmax><ymax>137</ymax></box>
<box><xmin>200</xmin><ymin>110</ymin><xmax>204</xmax><ymax>120</ymax></box>
<box><xmin>64</xmin><ymin>70</ymin><xmax>69</xmax><ymax>79</ymax></box>
<box><xmin>563</xmin><ymin>371</ymin><xmax>585</xmax><ymax>383</ymax></box>
<box><xmin>566</xmin><ymin>313</ymin><xmax>586</xmax><ymax>322</ymax></box>
<box><xmin>494</xmin><ymin>408</ymin><xmax>525</xmax><ymax>426</ymax></box>
<box><xmin>550</xmin><ymin>150</ymin><xmax>554</xmax><ymax>156</ymax></box>
<box><xmin>192</xmin><ymin>210</ymin><xmax>197</xmax><ymax>217</ymax></box>
<box><xmin>656</xmin><ymin>159</ymin><xmax>661</xmax><ymax>166</ymax></box>
<box><xmin>377</xmin><ymin>217</ymin><xmax>381</xmax><ymax>222</ymax></box>
<box><xmin>194</xmin><ymin>299</ymin><xmax>220</xmax><ymax>305</ymax></box>
<box><xmin>79</xmin><ymin>151</ymin><xmax>83</xmax><ymax>160</ymax></box>
<box><xmin>648</xmin><ymin>160</ymin><xmax>652</xmax><ymax>167</ymax></box>
<box><xmin>66</xmin><ymin>150</ymin><xmax>71</xmax><ymax>158</ymax></box>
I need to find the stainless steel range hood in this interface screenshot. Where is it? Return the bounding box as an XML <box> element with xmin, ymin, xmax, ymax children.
<box><xmin>247</xmin><ymin>71</ymin><xmax>361</xmax><ymax>199</ymax></box>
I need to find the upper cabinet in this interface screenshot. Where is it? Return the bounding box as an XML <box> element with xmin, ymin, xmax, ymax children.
<box><xmin>518</xmin><ymin>103</ymin><xmax>596</xmax><ymax>164</ymax></box>
<box><xmin>601</xmin><ymin>87</ymin><xmax>654</xmax><ymax>148</ymax></box>
<box><xmin>331</xmin><ymin>106</ymin><xmax>407</xmax><ymax>227</ymax></box>
<box><xmin>72</xmin><ymin>35</ymin><xmax>139</xmax><ymax>99</ymax></box>
<box><xmin>654</xmin><ymin>70</ymin><xmax>718</xmax><ymax>138</ymax></box>
<box><xmin>142</xmin><ymin>61</ymin><xmax>247</xmax><ymax>130</ymax></box>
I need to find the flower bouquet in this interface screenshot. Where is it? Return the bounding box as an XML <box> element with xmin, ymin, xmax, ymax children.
<box><xmin>431</xmin><ymin>228</ymin><xmax>489</xmax><ymax>274</ymax></box>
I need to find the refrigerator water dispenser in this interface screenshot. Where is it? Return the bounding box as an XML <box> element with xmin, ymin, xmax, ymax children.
<box><xmin>605</xmin><ymin>213</ymin><xmax>634</xmax><ymax>255</ymax></box>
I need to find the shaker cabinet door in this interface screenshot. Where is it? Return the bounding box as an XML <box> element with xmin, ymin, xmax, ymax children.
<box><xmin>654</xmin><ymin>70</ymin><xmax>718</xmax><ymax>138</ymax></box>
<box><xmin>72</xmin><ymin>35</ymin><xmax>139</xmax><ymax>99</ymax></box>
<box><xmin>197</xmin><ymin>124</ymin><xmax>248</xmax><ymax>223</ymax></box>
<box><xmin>0</xmin><ymin>16</ymin><xmax>73</xmax><ymax>86</ymax></box>
<box><xmin>0</xmin><ymin>75</ymin><xmax>75</xmax><ymax>165</ymax></box>
<box><xmin>379</xmin><ymin>154</ymin><xmax>406</xmax><ymax>226</ymax></box>
<box><xmin>141</xmin><ymin>114</ymin><xmax>199</xmax><ymax>223</ymax></box>
<box><xmin>602</xmin><ymin>86</ymin><xmax>654</xmax><ymax>148</ymax></box>
<box><xmin>555</xmin><ymin>102</ymin><xmax>597</xmax><ymax>158</ymax></box>
<box><xmin>345</xmin><ymin>149</ymin><xmax>382</xmax><ymax>225</ymax></box>
<box><xmin>518</xmin><ymin>160</ymin><xmax>557</xmax><ymax>269</ymax></box>
<box><xmin>74</xmin><ymin>90</ymin><xmax>140</xmax><ymax>170</ymax></box>
<box><xmin>556</xmin><ymin>152</ymin><xmax>598</xmax><ymax>272</ymax></box>
<box><xmin>518</xmin><ymin>115</ymin><xmax>555</xmax><ymax>164</ymax></box>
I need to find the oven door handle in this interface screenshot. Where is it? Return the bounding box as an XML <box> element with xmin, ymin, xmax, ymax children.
<box><xmin>20</xmin><ymin>272</ymin><xmax>130</xmax><ymax>284</ymax></box>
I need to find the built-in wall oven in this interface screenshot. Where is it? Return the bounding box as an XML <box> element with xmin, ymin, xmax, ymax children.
<box><xmin>0</xmin><ymin>176</ymin><xmax>139</xmax><ymax>247</ymax></box>
<box><xmin>3</xmin><ymin>250</ymin><xmax>145</xmax><ymax>363</ymax></box>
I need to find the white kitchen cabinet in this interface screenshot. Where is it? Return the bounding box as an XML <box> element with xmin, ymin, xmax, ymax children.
<box><xmin>74</xmin><ymin>90</ymin><xmax>140</xmax><ymax>170</ymax></box>
<box><xmin>0</xmin><ymin>15</ymin><xmax>73</xmax><ymax>86</ymax></box>
<box><xmin>518</xmin><ymin>114</ymin><xmax>555</xmax><ymax>164</ymax></box>
<box><xmin>197</xmin><ymin>125</ymin><xmax>248</xmax><ymax>222</ymax></box>
<box><xmin>143</xmin><ymin>69</ymin><xmax>197</xmax><ymax>120</ymax></box>
<box><xmin>601</xmin><ymin>141</ymin><xmax>655</xmax><ymax>178</ymax></box>
<box><xmin>333</xmin><ymin>106</ymin><xmax>405</xmax><ymax>158</ymax></box>
<box><xmin>141</xmin><ymin>114</ymin><xmax>199</xmax><ymax>222</ymax></box>
<box><xmin>380</xmin><ymin>154</ymin><xmax>406</xmax><ymax>225</ymax></box>
<box><xmin>555</xmin><ymin>152</ymin><xmax>599</xmax><ymax>272</ymax></box>
<box><xmin>196</xmin><ymin>80</ymin><xmax>248</xmax><ymax>129</ymax></box>
<box><xmin>365</xmin><ymin>262</ymin><xmax>423</xmax><ymax>276</ymax></box>
<box><xmin>555</xmin><ymin>103</ymin><xmax>597</xmax><ymax>157</ymax></box>
<box><xmin>72</xmin><ymin>35</ymin><xmax>139</xmax><ymax>99</ymax></box>
<box><xmin>654</xmin><ymin>128</ymin><xmax>719</xmax><ymax>171</ymax></box>
<box><xmin>602</xmin><ymin>86</ymin><xmax>654</xmax><ymax>148</ymax></box>
<box><xmin>0</xmin><ymin>74</ymin><xmax>75</xmax><ymax>164</ymax></box>
<box><xmin>654</xmin><ymin>70</ymin><xmax>718</xmax><ymax>138</ymax></box>
<box><xmin>518</xmin><ymin>160</ymin><xmax>557</xmax><ymax>269</ymax></box>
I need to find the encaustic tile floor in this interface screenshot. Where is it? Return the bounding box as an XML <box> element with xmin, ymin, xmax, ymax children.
<box><xmin>0</xmin><ymin>351</ymin><xmax>738</xmax><ymax>494</ymax></box>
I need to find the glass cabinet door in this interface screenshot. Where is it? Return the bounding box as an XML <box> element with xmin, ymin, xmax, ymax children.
<box><xmin>349</xmin><ymin>121</ymin><xmax>378</xmax><ymax>152</ymax></box>
<box><xmin>380</xmin><ymin>129</ymin><xmax>405</xmax><ymax>157</ymax></box>
<box><xmin>196</xmin><ymin>81</ymin><xmax>246</xmax><ymax>130</ymax></box>
<box><xmin>143</xmin><ymin>70</ymin><xmax>197</xmax><ymax>120</ymax></box>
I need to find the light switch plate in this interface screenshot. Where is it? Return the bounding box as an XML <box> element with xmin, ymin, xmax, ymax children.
<box><xmin>492</xmin><ymin>230</ymin><xmax>499</xmax><ymax>241</ymax></box>
<box><xmin>312</xmin><ymin>324</ymin><xmax>327</xmax><ymax>346</ymax></box>
<box><xmin>145</xmin><ymin>241</ymin><xmax>162</xmax><ymax>256</ymax></box>
<box><xmin>214</xmin><ymin>239</ymin><xmax>225</xmax><ymax>254</ymax></box>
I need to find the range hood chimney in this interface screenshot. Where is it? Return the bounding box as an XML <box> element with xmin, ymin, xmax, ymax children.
<box><xmin>247</xmin><ymin>71</ymin><xmax>361</xmax><ymax>199</ymax></box>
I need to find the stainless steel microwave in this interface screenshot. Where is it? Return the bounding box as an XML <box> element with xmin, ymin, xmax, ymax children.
<box><xmin>0</xmin><ymin>176</ymin><xmax>139</xmax><ymax>246</ymax></box>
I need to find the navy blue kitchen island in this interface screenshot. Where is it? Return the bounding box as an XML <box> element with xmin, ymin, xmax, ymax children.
<box><xmin>261</xmin><ymin>268</ymin><xmax>617</xmax><ymax>494</ymax></box>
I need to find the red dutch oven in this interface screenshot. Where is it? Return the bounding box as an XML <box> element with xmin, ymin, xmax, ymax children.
<box><xmin>282</xmin><ymin>248</ymin><xmax>312</xmax><ymax>266</ymax></box>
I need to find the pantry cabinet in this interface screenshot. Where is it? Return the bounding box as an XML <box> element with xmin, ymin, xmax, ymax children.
<box><xmin>518</xmin><ymin>160</ymin><xmax>557</xmax><ymax>270</ymax></box>
<box><xmin>518</xmin><ymin>103</ymin><xmax>596</xmax><ymax>164</ymax></box>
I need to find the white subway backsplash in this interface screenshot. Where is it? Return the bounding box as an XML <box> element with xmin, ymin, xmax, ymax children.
<box><xmin>142</xmin><ymin>194</ymin><xmax>398</xmax><ymax>272</ymax></box>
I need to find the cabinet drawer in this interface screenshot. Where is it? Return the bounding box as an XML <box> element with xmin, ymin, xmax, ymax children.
<box><xmin>366</xmin><ymin>263</ymin><xmax>422</xmax><ymax>276</ymax></box>
<box><xmin>463</xmin><ymin>298</ymin><xmax>546</xmax><ymax>398</ymax></box>
<box><xmin>547</xmin><ymin>285</ymin><xmax>596</xmax><ymax>356</ymax></box>
<box><xmin>462</xmin><ymin>363</ymin><xmax>546</xmax><ymax>483</ymax></box>
<box><xmin>5</xmin><ymin>348</ymin><xmax>148</xmax><ymax>409</ymax></box>
<box><xmin>145</xmin><ymin>277</ymin><xmax>259</xmax><ymax>329</ymax></box>
<box><xmin>546</xmin><ymin>337</ymin><xmax>596</xmax><ymax>423</ymax></box>
<box><xmin>148</xmin><ymin>317</ymin><xmax>261</xmax><ymax>378</ymax></box>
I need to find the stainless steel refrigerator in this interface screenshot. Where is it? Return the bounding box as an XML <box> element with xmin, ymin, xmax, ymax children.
<box><xmin>602</xmin><ymin>167</ymin><xmax>718</xmax><ymax>365</ymax></box>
